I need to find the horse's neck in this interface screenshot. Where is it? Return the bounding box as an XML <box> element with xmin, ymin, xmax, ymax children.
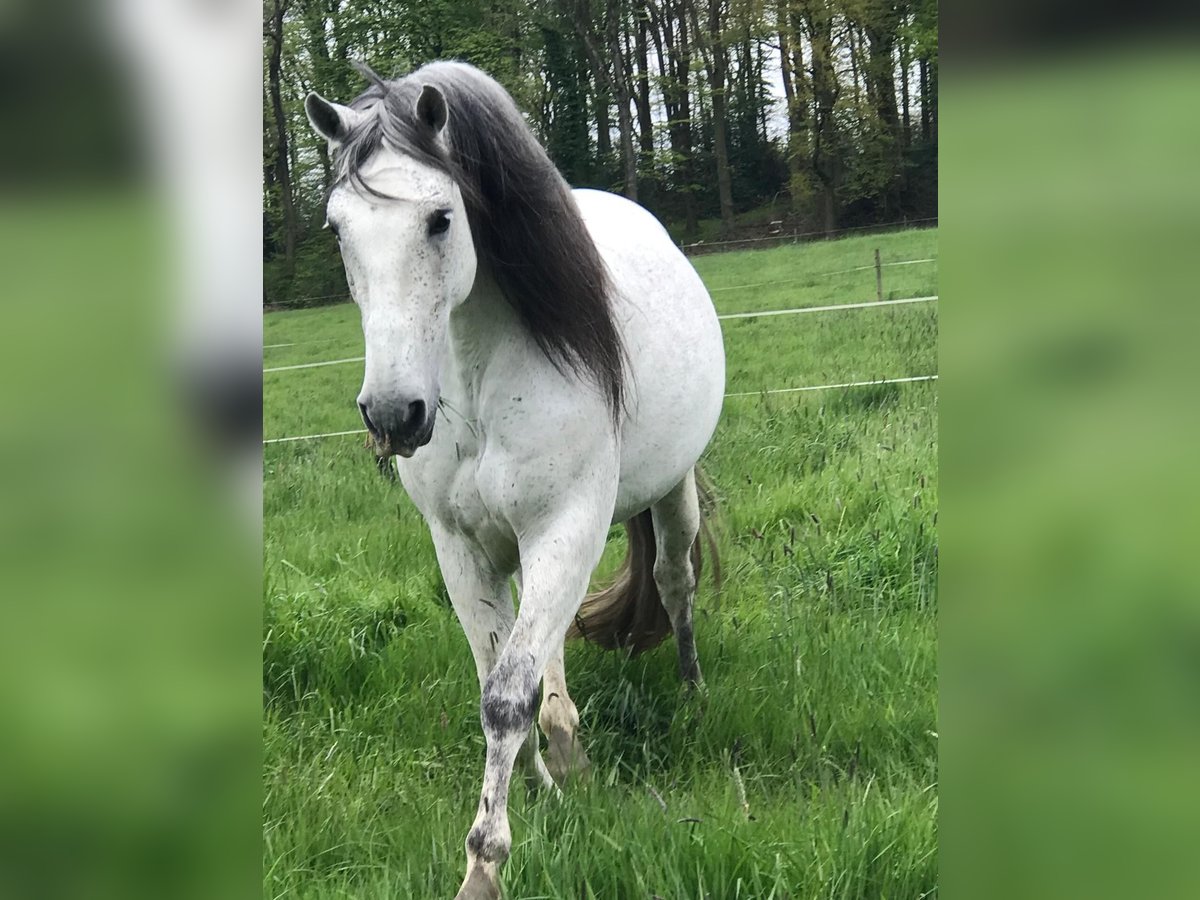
<box><xmin>445</xmin><ymin>272</ymin><xmax>521</xmax><ymax>412</ymax></box>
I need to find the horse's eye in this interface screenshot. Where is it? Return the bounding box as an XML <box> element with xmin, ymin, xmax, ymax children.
<box><xmin>428</xmin><ymin>210</ymin><xmax>451</xmax><ymax>237</ymax></box>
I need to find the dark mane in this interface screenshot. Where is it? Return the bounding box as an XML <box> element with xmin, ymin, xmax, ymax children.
<box><xmin>334</xmin><ymin>60</ymin><xmax>625</xmax><ymax>420</ymax></box>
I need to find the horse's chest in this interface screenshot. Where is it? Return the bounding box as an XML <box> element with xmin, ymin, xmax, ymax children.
<box><xmin>443</xmin><ymin>463</ymin><xmax>493</xmax><ymax>533</ymax></box>
<box><xmin>399</xmin><ymin>443</ymin><xmax>516</xmax><ymax>565</ymax></box>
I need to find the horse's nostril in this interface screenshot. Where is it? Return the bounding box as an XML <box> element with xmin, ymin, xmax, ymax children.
<box><xmin>405</xmin><ymin>400</ymin><xmax>426</xmax><ymax>430</ymax></box>
<box><xmin>358</xmin><ymin>401</ymin><xmax>376</xmax><ymax>434</ymax></box>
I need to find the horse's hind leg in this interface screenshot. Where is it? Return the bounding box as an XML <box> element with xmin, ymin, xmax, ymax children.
<box><xmin>651</xmin><ymin>468</ymin><xmax>704</xmax><ymax>685</ymax></box>
<box><xmin>539</xmin><ymin>643</ymin><xmax>590</xmax><ymax>785</ymax></box>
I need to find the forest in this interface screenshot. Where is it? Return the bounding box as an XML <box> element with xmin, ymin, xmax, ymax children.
<box><xmin>264</xmin><ymin>0</ymin><xmax>938</xmax><ymax>307</ymax></box>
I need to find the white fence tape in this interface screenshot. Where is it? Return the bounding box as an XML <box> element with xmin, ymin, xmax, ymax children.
<box><xmin>263</xmin><ymin>374</ymin><xmax>938</xmax><ymax>445</ymax></box>
<box><xmin>680</xmin><ymin>217</ymin><xmax>939</xmax><ymax>251</ymax></box>
<box><xmin>707</xmin><ymin>258</ymin><xmax>935</xmax><ymax>293</ymax></box>
<box><xmin>264</xmin><ymin>295</ymin><xmax>939</xmax><ymax>373</ymax></box>
<box><xmin>265</xmin><ymin>356</ymin><xmax>368</xmax><ymax>374</ymax></box>
<box><xmin>718</xmin><ymin>295</ymin><xmax>936</xmax><ymax>320</ymax></box>
<box><xmin>268</xmin><ymin>254</ymin><xmax>938</xmax><ymax>342</ymax></box>
<box><xmin>724</xmin><ymin>374</ymin><xmax>938</xmax><ymax>398</ymax></box>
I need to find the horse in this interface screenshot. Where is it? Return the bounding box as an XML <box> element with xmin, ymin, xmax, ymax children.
<box><xmin>305</xmin><ymin>60</ymin><xmax>725</xmax><ymax>900</ymax></box>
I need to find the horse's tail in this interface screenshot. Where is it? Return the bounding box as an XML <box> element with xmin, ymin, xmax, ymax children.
<box><xmin>566</xmin><ymin>469</ymin><xmax>720</xmax><ymax>656</ymax></box>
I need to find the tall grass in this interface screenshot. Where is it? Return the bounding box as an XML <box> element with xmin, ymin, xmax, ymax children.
<box><xmin>264</xmin><ymin>228</ymin><xmax>938</xmax><ymax>898</ymax></box>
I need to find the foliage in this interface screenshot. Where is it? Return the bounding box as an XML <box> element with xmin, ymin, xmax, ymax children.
<box><xmin>263</xmin><ymin>0</ymin><xmax>938</xmax><ymax>310</ymax></box>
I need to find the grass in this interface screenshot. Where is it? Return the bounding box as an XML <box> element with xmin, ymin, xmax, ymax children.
<box><xmin>263</xmin><ymin>227</ymin><xmax>938</xmax><ymax>898</ymax></box>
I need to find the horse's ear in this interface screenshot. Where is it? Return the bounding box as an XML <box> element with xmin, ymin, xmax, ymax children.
<box><xmin>415</xmin><ymin>84</ymin><xmax>448</xmax><ymax>134</ymax></box>
<box><xmin>305</xmin><ymin>92</ymin><xmax>361</xmax><ymax>145</ymax></box>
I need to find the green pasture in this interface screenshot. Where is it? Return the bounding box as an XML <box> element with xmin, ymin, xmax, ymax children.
<box><xmin>264</xmin><ymin>226</ymin><xmax>938</xmax><ymax>898</ymax></box>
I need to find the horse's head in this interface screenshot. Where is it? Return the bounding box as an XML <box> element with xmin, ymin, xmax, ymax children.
<box><xmin>305</xmin><ymin>84</ymin><xmax>476</xmax><ymax>458</ymax></box>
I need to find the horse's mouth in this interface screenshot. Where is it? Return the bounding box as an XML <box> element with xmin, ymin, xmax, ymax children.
<box><xmin>369</xmin><ymin>414</ymin><xmax>436</xmax><ymax>460</ymax></box>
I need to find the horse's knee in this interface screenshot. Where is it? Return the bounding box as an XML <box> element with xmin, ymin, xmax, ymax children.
<box><xmin>481</xmin><ymin>656</ymin><xmax>538</xmax><ymax>740</ymax></box>
<box><xmin>653</xmin><ymin>553</ymin><xmax>696</xmax><ymax>615</ymax></box>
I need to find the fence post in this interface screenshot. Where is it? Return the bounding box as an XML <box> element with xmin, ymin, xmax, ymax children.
<box><xmin>874</xmin><ymin>248</ymin><xmax>883</xmax><ymax>301</ymax></box>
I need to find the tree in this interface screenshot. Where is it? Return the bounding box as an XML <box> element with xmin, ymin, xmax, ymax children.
<box><xmin>646</xmin><ymin>0</ymin><xmax>701</xmax><ymax>233</ymax></box>
<box><xmin>265</xmin><ymin>0</ymin><xmax>297</xmax><ymax>275</ymax></box>
<box><xmin>564</xmin><ymin>0</ymin><xmax>640</xmax><ymax>201</ymax></box>
<box><xmin>542</xmin><ymin>26</ymin><xmax>594</xmax><ymax>185</ymax></box>
<box><xmin>688</xmin><ymin>0</ymin><xmax>736</xmax><ymax>232</ymax></box>
<box><xmin>800</xmin><ymin>0</ymin><xmax>841</xmax><ymax>232</ymax></box>
<box><xmin>263</xmin><ymin>0</ymin><xmax>938</xmax><ymax>306</ymax></box>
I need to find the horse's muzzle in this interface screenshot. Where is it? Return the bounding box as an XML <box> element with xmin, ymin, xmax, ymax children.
<box><xmin>358</xmin><ymin>395</ymin><xmax>437</xmax><ymax>458</ymax></box>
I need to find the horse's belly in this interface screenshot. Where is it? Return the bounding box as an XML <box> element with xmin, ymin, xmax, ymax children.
<box><xmin>611</xmin><ymin>316</ymin><xmax>725</xmax><ymax>521</ymax></box>
<box><xmin>572</xmin><ymin>190</ymin><xmax>726</xmax><ymax>522</ymax></box>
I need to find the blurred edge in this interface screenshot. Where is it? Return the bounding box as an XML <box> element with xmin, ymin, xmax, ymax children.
<box><xmin>0</xmin><ymin>1</ymin><xmax>261</xmax><ymax>899</ymax></box>
<box><xmin>942</xmin><ymin>29</ymin><xmax>1200</xmax><ymax>900</ymax></box>
<box><xmin>1</xmin><ymin>0</ymin><xmax>1199</xmax><ymax>897</ymax></box>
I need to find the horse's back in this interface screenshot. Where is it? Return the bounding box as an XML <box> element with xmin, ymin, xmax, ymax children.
<box><xmin>571</xmin><ymin>190</ymin><xmax>725</xmax><ymax>521</ymax></box>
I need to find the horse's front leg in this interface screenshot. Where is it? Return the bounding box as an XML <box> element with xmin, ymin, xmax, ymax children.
<box><xmin>430</xmin><ymin>524</ymin><xmax>555</xmax><ymax>801</ymax></box>
<box><xmin>455</xmin><ymin>504</ymin><xmax>609</xmax><ymax>900</ymax></box>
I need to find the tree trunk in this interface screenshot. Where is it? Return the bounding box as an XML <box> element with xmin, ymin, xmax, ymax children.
<box><xmin>927</xmin><ymin>55</ymin><xmax>938</xmax><ymax>141</ymax></box>
<box><xmin>633</xmin><ymin>5</ymin><xmax>657</xmax><ymax>203</ymax></box>
<box><xmin>634</xmin><ymin>5</ymin><xmax>655</xmax><ymax>157</ymax></box>
<box><xmin>302</xmin><ymin>0</ymin><xmax>335</xmax><ymax>193</ymax></box>
<box><xmin>569</xmin><ymin>0</ymin><xmax>639</xmax><ymax>201</ymax></box>
<box><xmin>692</xmin><ymin>0</ymin><xmax>734</xmax><ymax>231</ymax></box>
<box><xmin>805</xmin><ymin>0</ymin><xmax>839</xmax><ymax>234</ymax></box>
<box><xmin>267</xmin><ymin>0</ymin><xmax>296</xmax><ymax>273</ymax></box>
<box><xmin>778</xmin><ymin>3</ymin><xmax>794</xmax><ymax>113</ymax></box>
<box><xmin>607</xmin><ymin>0</ymin><xmax>638</xmax><ymax>201</ymax></box>
<box><xmin>790</xmin><ymin>20</ymin><xmax>807</xmax><ymax>129</ymax></box>
<box><xmin>615</xmin><ymin>96</ymin><xmax>639</xmax><ymax>202</ymax></box>
<box><xmin>675</xmin><ymin>1</ymin><xmax>698</xmax><ymax>233</ymax></box>
<box><xmin>595</xmin><ymin>84</ymin><xmax>612</xmax><ymax>157</ymax></box>
<box><xmin>864</xmin><ymin>12</ymin><xmax>902</xmax><ymax>215</ymax></box>
<box><xmin>919</xmin><ymin>56</ymin><xmax>930</xmax><ymax>142</ymax></box>
<box><xmin>543</xmin><ymin>26</ymin><xmax>593</xmax><ymax>184</ymax></box>
<box><xmin>848</xmin><ymin>25</ymin><xmax>861</xmax><ymax>108</ymax></box>
<box><xmin>782</xmin><ymin>2</ymin><xmax>811</xmax><ymax>133</ymax></box>
<box><xmin>900</xmin><ymin>21</ymin><xmax>911</xmax><ymax>148</ymax></box>
<box><xmin>778</xmin><ymin>0</ymin><xmax>809</xmax><ymax>211</ymax></box>
<box><xmin>648</xmin><ymin>0</ymin><xmax>698</xmax><ymax>233</ymax></box>
<box><xmin>757</xmin><ymin>37</ymin><xmax>769</xmax><ymax>144</ymax></box>
<box><xmin>710</xmin><ymin>83</ymin><xmax>735</xmax><ymax>229</ymax></box>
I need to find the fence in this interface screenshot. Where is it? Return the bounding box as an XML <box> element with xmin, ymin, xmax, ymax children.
<box><xmin>679</xmin><ymin>216</ymin><xmax>939</xmax><ymax>257</ymax></box>
<box><xmin>263</xmin><ymin>248</ymin><xmax>939</xmax><ymax>444</ymax></box>
<box><xmin>271</xmin><ymin>217</ymin><xmax>939</xmax><ymax>310</ymax></box>
<box><xmin>265</xmin><ymin>294</ymin><xmax>939</xmax><ymax>373</ymax></box>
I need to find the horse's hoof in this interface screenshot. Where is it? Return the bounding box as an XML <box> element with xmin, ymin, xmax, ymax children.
<box><xmin>680</xmin><ymin>674</ymin><xmax>709</xmax><ymax>707</ymax></box>
<box><xmin>523</xmin><ymin>759</ymin><xmax>561</xmax><ymax>799</ymax></box>
<box><xmin>454</xmin><ymin>860</ymin><xmax>500</xmax><ymax>900</ymax></box>
<box><xmin>546</xmin><ymin>726</ymin><xmax>591</xmax><ymax>787</ymax></box>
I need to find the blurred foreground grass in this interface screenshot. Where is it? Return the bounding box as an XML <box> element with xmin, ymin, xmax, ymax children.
<box><xmin>941</xmin><ymin>47</ymin><xmax>1200</xmax><ymax>900</ymax></box>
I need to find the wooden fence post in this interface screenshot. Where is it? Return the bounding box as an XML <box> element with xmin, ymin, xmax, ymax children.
<box><xmin>874</xmin><ymin>248</ymin><xmax>883</xmax><ymax>301</ymax></box>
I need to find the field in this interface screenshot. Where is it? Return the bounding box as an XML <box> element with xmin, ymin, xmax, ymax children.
<box><xmin>263</xmin><ymin>227</ymin><xmax>939</xmax><ymax>898</ymax></box>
